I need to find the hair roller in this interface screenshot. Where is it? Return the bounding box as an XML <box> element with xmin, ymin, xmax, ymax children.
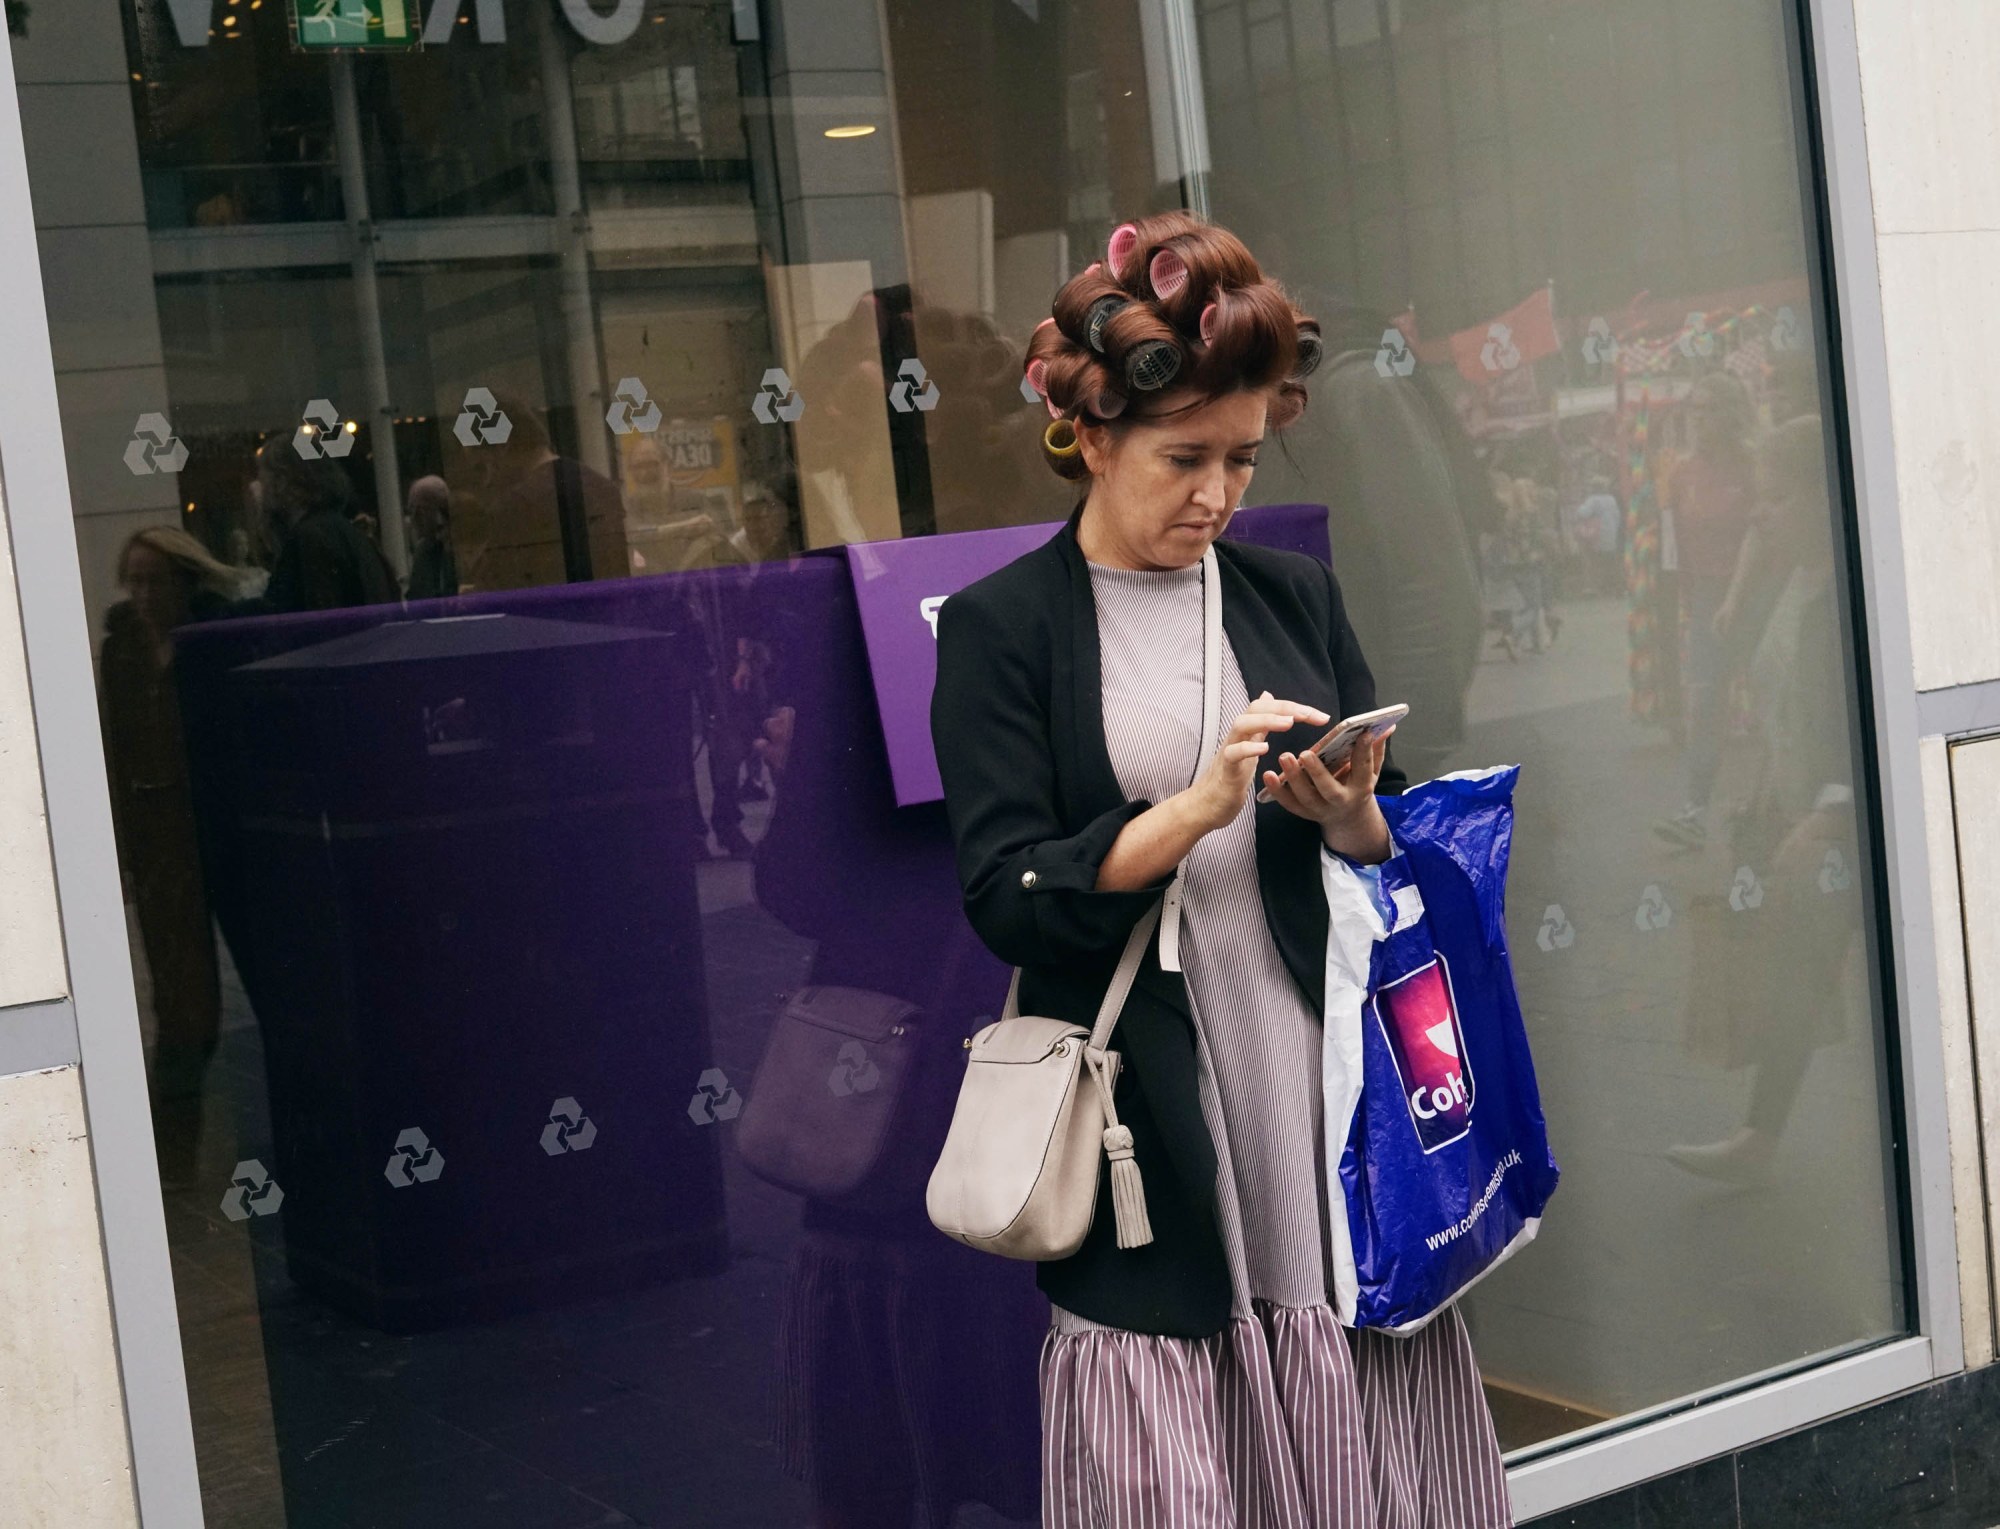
<box><xmin>1107</xmin><ymin>223</ymin><xmax>1140</xmax><ymax>277</ymax></box>
<box><xmin>1125</xmin><ymin>339</ymin><xmax>1183</xmax><ymax>392</ymax></box>
<box><xmin>1034</xmin><ymin>212</ymin><xmax>1320</xmax><ymax>446</ymax></box>
<box><xmin>1268</xmin><ymin>382</ymin><xmax>1308</xmax><ymax>430</ymax></box>
<box><xmin>1042</xmin><ymin>415</ymin><xmax>1091</xmax><ymax>480</ymax></box>
<box><xmin>1200</xmin><ymin>283</ymin><xmax>1296</xmax><ymax>383</ymax></box>
<box><xmin>1052</xmin><ymin>265</ymin><xmax>1135</xmax><ymax>348</ymax></box>
<box><xmin>1291</xmin><ymin>322</ymin><xmax>1323</xmax><ymax>380</ymax></box>
<box><xmin>1024</xmin><ymin>357</ymin><xmax>1049</xmax><ymax>397</ymax></box>
<box><xmin>1085</xmin><ymin>295</ymin><xmax>1128</xmax><ymax>354</ymax></box>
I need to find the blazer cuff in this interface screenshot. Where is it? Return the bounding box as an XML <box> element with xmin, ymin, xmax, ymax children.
<box><xmin>992</xmin><ymin>800</ymin><xmax>1172</xmax><ymax>960</ymax></box>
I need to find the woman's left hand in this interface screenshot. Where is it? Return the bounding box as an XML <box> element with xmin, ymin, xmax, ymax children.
<box><xmin>1263</xmin><ymin>730</ymin><xmax>1395</xmax><ymax>865</ymax></box>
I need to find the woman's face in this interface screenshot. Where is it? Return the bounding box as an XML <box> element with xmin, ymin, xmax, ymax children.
<box><xmin>123</xmin><ymin>543</ymin><xmax>192</xmax><ymax>633</ymax></box>
<box><xmin>1077</xmin><ymin>388</ymin><xmax>1270</xmax><ymax>570</ymax></box>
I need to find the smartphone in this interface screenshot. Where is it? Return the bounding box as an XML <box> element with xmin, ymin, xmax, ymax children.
<box><xmin>1254</xmin><ymin>703</ymin><xmax>1408</xmax><ymax>804</ymax></box>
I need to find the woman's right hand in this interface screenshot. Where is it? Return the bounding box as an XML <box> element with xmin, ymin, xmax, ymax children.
<box><xmin>1182</xmin><ymin>692</ymin><xmax>1328</xmax><ymax>833</ymax></box>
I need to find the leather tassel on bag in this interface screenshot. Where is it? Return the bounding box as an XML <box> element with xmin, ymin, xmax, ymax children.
<box><xmin>1102</xmin><ymin>1124</ymin><xmax>1154</xmax><ymax>1248</ymax></box>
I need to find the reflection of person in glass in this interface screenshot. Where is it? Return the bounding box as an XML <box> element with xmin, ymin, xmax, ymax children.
<box><xmin>452</xmin><ymin>393</ymin><xmax>629</xmax><ymax>590</ymax></box>
<box><xmin>747</xmin><ymin>499</ymin><xmax>1042</xmax><ymax>1524</ymax></box>
<box><xmin>933</xmin><ymin>214</ymin><xmax>1510</xmax><ymax>1524</ymax></box>
<box><xmin>1671</xmin><ymin>415</ymin><xmax>1855</xmax><ymax>1182</ymax></box>
<box><xmin>403</xmin><ymin>474</ymin><xmax>458</xmax><ymax>600</ymax></box>
<box><xmin>101</xmin><ymin>528</ymin><xmax>238</xmax><ymax>1187</ymax></box>
<box><xmin>258</xmin><ymin>440</ymin><xmax>399</xmax><ymax>613</ymax></box>
<box><xmin>1654</xmin><ymin>373</ymin><xmax>1757</xmax><ymax>848</ymax></box>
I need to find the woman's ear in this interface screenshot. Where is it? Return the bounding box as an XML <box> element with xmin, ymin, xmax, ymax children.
<box><xmin>1076</xmin><ymin>417</ymin><xmax>1110</xmax><ymax>481</ymax></box>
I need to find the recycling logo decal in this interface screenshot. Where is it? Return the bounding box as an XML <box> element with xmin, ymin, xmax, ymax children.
<box><xmin>1581</xmin><ymin>317</ymin><xmax>1619</xmax><ymax>366</ymax></box>
<box><xmin>220</xmin><ymin>1159</ymin><xmax>284</xmax><ymax>1222</ymax></box>
<box><xmin>1677</xmin><ymin>313</ymin><xmax>1717</xmax><ymax>360</ymax></box>
<box><xmin>124</xmin><ymin>413</ymin><xmax>189</xmax><ymax>477</ymax></box>
<box><xmin>888</xmin><ymin>358</ymin><xmax>940</xmax><ymax>413</ymax></box>
<box><xmin>1479</xmin><ymin>322</ymin><xmax>1521</xmax><ymax>373</ymax></box>
<box><xmin>605</xmin><ymin>377</ymin><xmax>663</xmax><ymax>436</ymax></box>
<box><xmin>1373</xmin><ymin>328</ymin><xmax>1417</xmax><ymax>379</ymax></box>
<box><xmin>687</xmin><ymin>1067</ymin><xmax>743</xmax><ymax>1125</ymax></box>
<box><xmin>383</xmin><ymin>1127</ymin><xmax>445</xmax><ymax>1188</ymax></box>
<box><xmin>751</xmin><ymin>368</ymin><xmax>804</xmax><ymax>425</ymax></box>
<box><xmin>1728</xmin><ymin>864</ymin><xmax>1765</xmax><ymax>913</ymax></box>
<box><xmin>1634</xmin><ymin>884</ymin><xmax>1673</xmax><ymax>933</ymax></box>
<box><xmin>453</xmin><ymin>387</ymin><xmax>513</xmax><ymax>448</ymax></box>
<box><xmin>540</xmin><ymin>1096</ymin><xmax>599</xmax><ymax>1156</ymax></box>
<box><xmin>1770</xmin><ymin>306</ymin><xmax>1806</xmax><ymax>354</ymax></box>
<box><xmin>1536</xmin><ymin>904</ymin><xmax>1576</xmax><ymax>953</ymax></box>
<box><xmin>294</xmin><ymin>398</ymin><xmax>354</xmax><ymax>460</ymax></box>
<box><xmin>827</xmin><ymin>1040</ymin><xmax>882</xmax><ymax>1098</ymax></box>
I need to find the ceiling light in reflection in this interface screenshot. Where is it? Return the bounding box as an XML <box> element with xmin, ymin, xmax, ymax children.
<box><xmin>824</xmin><ymin>124</ymin><xmax>876</xmax><ymax>140</ymax></box>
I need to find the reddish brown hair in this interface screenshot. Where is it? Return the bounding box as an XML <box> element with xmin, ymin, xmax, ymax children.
<box><xmin>1025</xmin><ymin>212</ymin><xmax>1320</xmax><ymax>479</ymax></box>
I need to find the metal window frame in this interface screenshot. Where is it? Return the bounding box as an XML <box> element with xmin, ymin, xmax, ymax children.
<box><xmin>0</xmin><ymin>31</ymin><xmax>205</xmax><ymax>1529</ymax></box>
<box><xmin>0</xmin><ymin>0</ymin><xmax>1965</xmax><ymax>1523</ymax></box>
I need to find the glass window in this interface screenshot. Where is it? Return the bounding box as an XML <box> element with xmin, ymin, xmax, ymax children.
<box><xmin>12</xmin><ymin>0</ymin><xmax>1903</xmax><ymax>1518</ymax></box>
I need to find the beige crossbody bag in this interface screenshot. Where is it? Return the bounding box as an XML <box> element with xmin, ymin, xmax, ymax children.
<box><xmin>926</xmin><ymin>549</ymin><xmax>1222</xmax><ymax>1261</ymax></box>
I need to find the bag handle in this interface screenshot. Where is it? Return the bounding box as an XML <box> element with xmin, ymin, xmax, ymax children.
<box><xmin>1158</xmin><ymin>546</ymin><xmax>1223</xmax><ymax>972</ymax></box>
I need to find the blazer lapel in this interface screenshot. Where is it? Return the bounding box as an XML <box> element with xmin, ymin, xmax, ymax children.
<box><xmin>1215</xmin><ymin>544</ymin><xmax>1340</xmax><ymax>1019</ymax></box>
<box><xmin>1053</xmin><ymin>517</ymin><xmax>1128</xmax><ymax>819</ymax></box>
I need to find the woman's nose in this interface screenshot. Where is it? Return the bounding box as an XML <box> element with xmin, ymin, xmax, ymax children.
<box><xmin>1193</xmin><ymin>467</ymin><xmax>1228</xmax><ymax>510</ymax></box>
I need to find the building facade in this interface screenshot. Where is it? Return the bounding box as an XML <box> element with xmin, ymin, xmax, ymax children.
<box><xmin>0</xmin><ymin>0</ymin><xmax>1996</xmax><ymax>1523</ymax></box>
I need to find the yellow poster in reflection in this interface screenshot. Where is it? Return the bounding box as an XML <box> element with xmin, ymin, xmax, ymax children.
<box><xmin>619</xmin><ymin>417</ymin><xmax>743</xmax><ymax>574</ymax></box>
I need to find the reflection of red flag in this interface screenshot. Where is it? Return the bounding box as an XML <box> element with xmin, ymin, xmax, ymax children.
<box><xmin>1449</xmin><ymin>287</ymin><xmax>1559</xmax><ymax>385</ymax></box>
<box><xmin>1391</xmin><ymin>310</ymin><xmax>1453</xmax><ymax>366</ymax></box>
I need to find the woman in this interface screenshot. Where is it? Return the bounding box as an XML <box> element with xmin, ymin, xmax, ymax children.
<box><xmin>100</xmin><ymin>527</ymin><xmax>242</xmax><ymax>1187</ymax></box>
<box><xmin>932</xmin><ymin>213</ymin><xmax>1509</xmax><ymax>1526</ymax></box>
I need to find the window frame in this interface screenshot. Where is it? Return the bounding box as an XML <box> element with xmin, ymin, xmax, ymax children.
<box><xmin>0</xmin><ymin>0</ymin><xmax>1965</xmax><ymax>1521</ymax></box>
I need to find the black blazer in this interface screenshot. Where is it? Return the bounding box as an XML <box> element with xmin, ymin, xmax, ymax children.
<box><xmin>931</xmin><ymin>511</ymin><xmax>1403</xmax><ymax>1337</ymax></box>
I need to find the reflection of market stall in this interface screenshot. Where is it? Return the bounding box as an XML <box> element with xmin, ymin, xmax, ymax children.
<box><xmin>1386</xmin><ymin>278</ymin><xmax>1818</xmax><ymax>719</ymax></box>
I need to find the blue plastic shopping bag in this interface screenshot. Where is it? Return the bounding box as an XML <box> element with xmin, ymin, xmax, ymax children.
<box><xmin>1321</xmin><ymin>766</ymin><xmax>1559</xmax><ymax>1333</ymax></box>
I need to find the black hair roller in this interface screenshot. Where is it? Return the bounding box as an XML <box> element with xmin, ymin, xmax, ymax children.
<box><xmin>1125</xmin><ymin>338</ymin><xmax>1182</xmax><ymax>392</ymax></box>
<box><xmin>1086</xmin><ymin>295</ymin><xmax>1128</xmax><ymax>354</ymax></box>
<box><xmin>1292</xmin><ymin>326</ymin><xmax>1324</xmax><ymax>380</ymax></box>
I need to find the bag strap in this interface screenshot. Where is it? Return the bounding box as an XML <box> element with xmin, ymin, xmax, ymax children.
<box><xmin>1158</xmin><ymin>546</ymin><xmax>1223</xmax><ymax>973</ymax></box>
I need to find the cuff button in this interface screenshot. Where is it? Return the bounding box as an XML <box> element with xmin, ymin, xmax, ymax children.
<box><xmin>1021</xmin><ymin>870</ymin><xmax>1039</xmax><ymax>889</ymax></box>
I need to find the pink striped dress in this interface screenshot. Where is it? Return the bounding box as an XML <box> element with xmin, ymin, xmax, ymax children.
<box><xmin>1047</xmin><ymin>560</ymin><xmax>1511</xmax><ymax>1529</ymax></box>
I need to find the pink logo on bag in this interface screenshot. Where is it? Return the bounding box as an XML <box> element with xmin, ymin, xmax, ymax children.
<box><xmin>1372</xmin><ymin>956</ymin><xmax>1474</xmax><ymax>1153</ymax></box>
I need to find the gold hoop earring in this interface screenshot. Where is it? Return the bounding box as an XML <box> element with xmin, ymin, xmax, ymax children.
<box><xmin>1043</xmin><ymin>417</ymin><xmax>1082</xmax><ymax>459</ymax></box>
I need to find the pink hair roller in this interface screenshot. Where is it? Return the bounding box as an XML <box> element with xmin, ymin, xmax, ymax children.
<box><xmin>1199</xmin><ymin>302</ymin><xmax>1219</xmax><ymax>345</ymax></box>
<box><xmin>1046</xmin><ymin>396</ymin><xmax>1063</xmax><ymax>420</ymax></box>
<box><xmin>1024</xmin><ymin>358</ymin><xmax>1049</xmax><ymax>397</ymax></box>
<box><xmin>1107</xmin><ymin>224</ymin><xmax>1139</xmax><ymax>274</ymax></box>
<box><xmin>1148</xmin><ymin>247</ymin><xmax>1189</xmax><ymax>303</ymax></box>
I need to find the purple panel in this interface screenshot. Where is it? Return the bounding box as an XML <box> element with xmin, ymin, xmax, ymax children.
<box><xmin>844</xmin><ymin>503</ymin><xmax>1330</xmax><ymax>806</ymax></box>
<box><xmin>162</xmin><ymin>506</ymin><xmax>1331</xmax><ymax>1517</ymax></box>
<box><xmin>845</xmin><ymin>521</ymin><xmax>1063</xmax><ymax>806</ymax></box>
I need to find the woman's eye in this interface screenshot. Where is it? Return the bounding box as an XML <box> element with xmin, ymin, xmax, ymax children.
<box><xmin>1169</xmin><ymin>455</ymin><xmax>1201</xmax><ymax>469</ymax></box>
<box><xmin>1233</xmin><ymin>456</ymin><xmax>1259</xmax><ymax>470</ymax></box>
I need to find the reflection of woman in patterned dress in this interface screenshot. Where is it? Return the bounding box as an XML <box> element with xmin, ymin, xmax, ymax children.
<box><xmin>934</xmin><ymin>213</ymin><xmax>1510</xmax><ymax>1527</ymax></box>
